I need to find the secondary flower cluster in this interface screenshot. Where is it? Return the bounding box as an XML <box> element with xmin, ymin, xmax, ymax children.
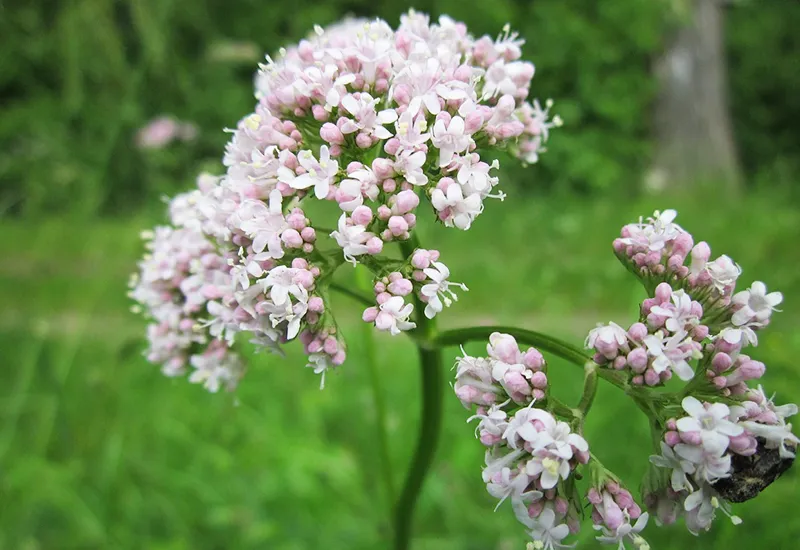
<box><xmin>587</xmin><ymin>209</ymin><xmax>797</xmax><ymax>535</ymax></box>
<box><xmin>646</xmin><ymin>389</ymin><xmax>798</xmax><ymax>533</ymax></box>
<box><xmin>132</xmin><ymin>12</ymin><xmax>558</xmax><ymax>389</ymax></box>
<box><xmin>455</xmin><ymin>333</ymin><xmax>607</xmax><ymax>549</ymax></box>
<box><xmin>128</xmin><ymin>191</ymin><xmax>243</xmax><ymax>392</ymax></box>
<box><xmin>590</xmin><ymin>209</ymin><xmax>782</xmax><ymax>389</ymax></box>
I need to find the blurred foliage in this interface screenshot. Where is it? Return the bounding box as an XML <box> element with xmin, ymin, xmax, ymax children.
<box><xmin>0</xmin><ymin>0</ymin><xmax>797</xmax><ymax>215</ymax></box>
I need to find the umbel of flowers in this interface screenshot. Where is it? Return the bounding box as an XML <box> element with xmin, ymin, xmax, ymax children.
<box><xmin>453</xmin><ymin>209</ymin><xmax>794</xmax><ymax>549</ymax></box>
<box><xmin>130</xmin><ymin>11</ymin><xmax>796</xmax><ymax>550</ymax></box>
<box><xmin>131</xmin><ymin>11</ymin><xmax>559</xmax><ymax>391</ymax></box>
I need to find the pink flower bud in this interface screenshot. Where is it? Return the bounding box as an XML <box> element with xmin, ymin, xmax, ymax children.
<box><xmin>332</xmin><ymin>350</ymin><xmax>347</xmax><ymax>365</ymax></box>
<box><xmin>323</xmin><ymin>336</ymin><xmax>338</xmax><ymax>355</ymax></box>
<box><xmin>294</xmin><ymin>269</ymin><xmax>315</xmax><ymax>289</ymax></box>
<box><xmin>411</xmin><ymin>249</ymin><xmax>432</xmax><ymax>269</ymax></box>
<box><xmin>312</xmin><ymin>104</ymin><xmax>329</xmax><ymax>121</ymax></box>
<box><xmin>320</xmin><ymin>123</ymin><xmax>344</xmax><ymax>144</ymax></box>
<box><xmin>377</xmin><ymin>205</ymin><xmax>392</xmax><ymax>220</ymax></box>
<box><xmin>532</xmin><ymin>388</ymin><xmax>546</xmax><ymax>400</ymax></box>
<box><xmin>281</xmin><ymin>228</ymin><xmax>303</xmax><ymax>248</ymax></box>
<box><xmin>627</xmin><ymin>348</ymin><xmax>648</xmax><ymax>373</ymax></box>
<box><xmin>672</xmin><ymin>232</ymin><xmax>694</xmax><ymax>258</ymax></box>
<box><xmin>665</xmin><ymin>418</ymin><xmax>677</xmax><ymax>431</ymax></box>
<box><xmin>531</xmin><ymin>371</ymin><xmax>547</xmax><ymax>389</ymax></box>
<box><xmin>613</xmin><ymin>356</ymin><xmax>627</xmax><ymax>370</ymax></box>
<box><xmin>393</xmin><ymin>190</ymin><xmax>420</xmax><ymax>214</ymax></box>
<box><xmin>691</xmin><ymin>241</ymin><xmax>711</xmax><ymax>265</ymax></box>
<box><xmin>356</xmin><ymin>133</ymin><xmax>372</xmax><ymax>148</ymax></box>
<box><xmin>488</xmin><ymin>333</ymin><xmax>521</xmax><ymax>364</ymax></box>
<box><xmin>555</xmin><ymin>497</ymin><xmax>569</xmax><ymax>516</ymax></box>
<box><xmin>615</xmin><ymin>490</ymin><xmax>634</xmax><ymax>510</ymax></box>
<box><xmin>376</xmin><ymin>292</ymin><xmax>391</xmax><ymax>305</ymax></box>
<box><xmin>384</xmin><ymin>138</ymin><xmax>400</xmax><ymax>155</ymax></box>
<box><xmin>351</xmin><ymin>205</ymin><xmax>373</xmax><ymax>226</ymax></box>
<box><xmin>644</xmin><ymin>369</ymin><xmax>660</xmax><ymax>386</ymax></box>
<box><xmin>362</xmin><ymin>307</ymin><xmax>378</xmax><ymax>323</ymax></box>
<box><xmin>627</xmin><ymin>322</ymin><xmax>648</xmax><ymax>342</ymax></box>
<box><xmin>388</xmin><ymin>278</ymin><xmax>413</xmax><ymax>296</ymax></box>
<box><xmin>465</xmin><ymin>111</ymin><xmax>484</xmax><ymax>133</ymax></box>
<box><xmin>711</xmin><ymin>352</ymin><xmax>733</xmax><ymax>374</ymax></box>
<box><xmin>523</xmin><ymin>348</ymin><xmax>544</xmax><ymax>370</ymax></box>
<box><xmin>372</xmin><ymin>158</ymin><xmax>395</xmax><ymax>179</ymax></box>
<box><xmin>728</xmin><ymin>433</ymin><xmax>757</xmax><ymax>455</ymax></box>
<box><xmin>308</xmin><ymin>296</ymin><xmax>325</xmax><ymax>313</ymax></box>
<box><xmin>693</xmin><ymin>325</ymin><xmax>709</xmax><ymax>340</ymax></box>
<box><xmin>366</xmin><ymin>237</ymin><xmax>384</xmax><ymax>255</ymax></box>
<box><xmin>726</xmin><ymin>360</ymin><xmax>765</xmax><ymax>386</ymax></box>
<box><xmin>307</xmin><ymin>339</ymin><xmax>323</xmax><ymax>353</ymax></box>
<box><xmin>301</xmin><ymin>227</ymin><xmax>316</xmax><ymax>243</ymax></box>
<box><xmin>382</xmin><ymin>179</ymin><xmax>397</xmax><ymax>193</ymax></box>
<box><xmin>654</xmin><ymin>282</ymin><xmax>673</xmax><ymax>304</ymax></box>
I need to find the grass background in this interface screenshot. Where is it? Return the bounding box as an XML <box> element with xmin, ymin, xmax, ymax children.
<box><xmin>2</xmin><ymin>191</ymin><xmax>799</xmax><ymax>549</ymax></box>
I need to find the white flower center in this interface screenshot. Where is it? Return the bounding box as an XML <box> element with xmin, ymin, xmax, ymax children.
<box><xmin>701</xmin><ymin>415</ymin><xmax>715</xmax><ymax>430</ymax></box>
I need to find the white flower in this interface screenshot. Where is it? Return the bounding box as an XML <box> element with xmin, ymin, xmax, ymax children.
<box><xmin>594</xmin><ymin>512</ymin><xmax>649</xmax><ymax>550</ymax></box>
<box><xmin>643</xmin><ymin>331</ymin><xmax>696</xmax><ymax>381</ymax></box>
<box><xmin>620</xmin><ymin>209</ymin><xmax>682</xmax><ymax>252</ymax></box>
<box><xmin>330</xmin><ymin>214</ymin><xmax>372</xmax><ymax>265</ymax></box>
<box><xmin>485</xmin><ymin>466</ymin><xmax>541</xmax><ymax>512</ymax></box>
<box><xmin>375</xmin><ymin>296</ymin><xmax>416</xmax><ymax>335</ymax></box>
<box><xmin>673</xmin><ymin>443</ymin><xmax>732</xmax><ymax>484</ymax></box>
<box><xmin>278</xmin><ymin>145</ymin><xmax>339</xmax><ymax>199</ymax></box>
<box><xmin>705</xmin><ymin>255</ymin><xmax>741</xmax><ymax>294</ymax></box>
<box><xmin>527</xmin><ymin>507</ymin><xmax>573</xmax><ymax>550</ymax></box>
<box><xmin>431</xmin><ymin>116</ymin><xmax>471</xmax><ymax>166</ymax></box>
<box><xmin>237</xmin><ymin>190</ymin><xmax>288</xmax><ymax>257</ymax></box>
<box><xmin>339</xmin><ymin>93</ymin><xmax>398</xmax><ymax>139</ymax></box>
<box><xmin>420</xmin><ymin>261</ymin><xmax>468</xmax><ymax>318</ymax></box>
<box><xmin>716</xmin><ymin>326</ymin><xmax>759</xmax><ymax>348</ymax></box>
<box><xmin>649</xmin><ymin>442</ymin><xmax>694</xmax><ymax>492</ymax></box>
<box><xmin>731</xmin><ymin>281</ymin><xmax>783</xmax><ymax>326</ymax></box>
<box><xmin>676</xmin><ymin>396</ymin><xmax>743</xmax><ymax>454</ymax></box>
<box><xmin>395</xmin><ymin>110</ymin><xmax>431</xmax><ymax>150</ymax></box>
<box><xmin>469</xmin><ymin>402</ymin><xmax>509</xmax><ymax>440</ymax></box>
<box><xmin>455</xmin><ymin>155</ymin><xmax>499</xmax><ymax>195</ymax></box>
<box><xmin>393</xmin><ymin>149</ymin><xmax>428</xmax><ymax>186</ymax></box>
<box><xmin>584</xmin><ymin>322</ymin><xmax>628</xmax><ymax>350</ymax></box>
<box><xmin>307</xmin><ymin>353</ymin><xmax>333</xmax><ymax>389</ymax></box>
<box><xmin>430</xmin><ymin>184</ymin><xmax>483</xmax><ymax>230</ymax></box>
<box><xmin>738</xmin><ymin>420</ymin><xmax>799</xmax><ymax>459</ymax></box>
<box><xmin>650</xmin><ymin>289</ymin><xmax>698</xmax><ymax>333</ymax></box>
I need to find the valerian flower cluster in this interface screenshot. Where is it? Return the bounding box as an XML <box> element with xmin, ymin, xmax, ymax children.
<box><xmin>131</xmin><ymin>11</ymin><xmax>558</xmax><ymax>390</ymax></box>
<box><xmin>129</xmin><ymin>11</ymin><xmax>796</xmax><ymax>550</ymax></box>
<box><xmin>456</xmin><ymin>210</ymin><xmax>796</xmax><ymax>548</ymax></box>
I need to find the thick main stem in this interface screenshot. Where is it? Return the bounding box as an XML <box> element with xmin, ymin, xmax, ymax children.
<box><xmin>393</xmin><ymin>236</ymin><xmax>443</xmax><ymax>550</ymax></box>
<box><xmin>392</xmin><ymin>343</ymin><xmax>443</xmax><ymax>550</ymax></box>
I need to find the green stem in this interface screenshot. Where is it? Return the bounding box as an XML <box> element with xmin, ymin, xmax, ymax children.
<box><xmin>434</xmin><ymin>325</ymin><xmax>591</xmax><ymax>370</ymax></box>
<box><xmin>355</xmin><ymin>267</ymin><xmax>396</xmax><ymax>517</ymax></box>
<box><xmin>329</xmin><ymin>282</ymin><xmax>374</xmax><ymax>308</ymax></box>
<box><xmin>577</xmin><ymin>364</ymin><xmax>599</xmax><ymax>416</ymax></box>
<box><xmin>393</xmin><ymin>236</ymin><xmax>443</xmax><ymax>550</ymax></box>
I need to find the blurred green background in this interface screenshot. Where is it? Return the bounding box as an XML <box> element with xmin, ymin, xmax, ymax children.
<box><xmin>1</xmin><ymin>0</ymin><xmax>799</xmax><ymax>549</ymax></box>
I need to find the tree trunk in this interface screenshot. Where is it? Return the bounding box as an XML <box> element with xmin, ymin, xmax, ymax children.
<box><xmin>649</xmin><ymin>0</ymin><xmax>742</xmax><ymax>192</ymax></box>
